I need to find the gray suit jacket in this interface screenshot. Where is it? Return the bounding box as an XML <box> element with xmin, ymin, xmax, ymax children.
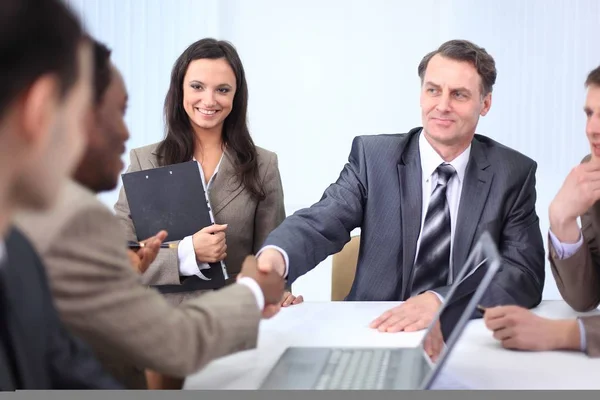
<box><xmin>14</xmin><ymin>180</ymin><xmax>262</xmax><ymax>388</ymax></box>
<box><xmin>264</xmin><ymin>128</ymin><xmax>545</xmax><ymax>310</ymax></box>
<box><xmin>113</xmin><ymin>142</ymin><xmax>285</xmax><ymax>304</ymax></box>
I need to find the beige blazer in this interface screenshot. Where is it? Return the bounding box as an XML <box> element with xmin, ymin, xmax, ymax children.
<box><xmin>13</xmin><ymin>180</ymin><xmax>262</xmax><ymax>388</ymax></box>
<box><xmin>113</xmin><ymin>142</ymin><xmax>286</xmax><ymax>303</ymax></box>
<box><xmin>548</xmin><ymin>156</ymin><xmax>600</xmax><ymax>357</ymax></box>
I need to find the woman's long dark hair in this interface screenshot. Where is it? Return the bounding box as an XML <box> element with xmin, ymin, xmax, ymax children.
<box><xmin>157</xmin><ymin>38</ymin><xmax>265</xmax><ymax>200</ymax></box>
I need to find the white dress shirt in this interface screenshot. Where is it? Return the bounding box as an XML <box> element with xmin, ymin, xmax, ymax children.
<box><xmin>415</xmin><ymin>132</ymin><xmax>471</xmax><ymax>286</ymax></box>
<box><xmin>259</xmin><ymin>132</ymin><xmax>471</xmax><ymax>294</ymax></box>
<box><xmin>176</xmin><ymin>154</ymin><xmax>264</xmax><ymax>310</ymax></box>
<box><xmin>548</xmin><ymin>229</ymin><xmax>583</xmax><ymax>260</ymax></box>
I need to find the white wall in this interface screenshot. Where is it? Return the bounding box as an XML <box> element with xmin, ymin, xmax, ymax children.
<box><xmin>67</xmin><ymin>0</ymin><xmax>600</xmax><ymax>301</ymax></box>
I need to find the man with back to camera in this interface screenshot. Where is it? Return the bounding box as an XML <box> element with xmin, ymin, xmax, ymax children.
<box><xmin>0</xmin><ymin>0</ymin><xmax>122</xmax><ymax>389</ymax></box>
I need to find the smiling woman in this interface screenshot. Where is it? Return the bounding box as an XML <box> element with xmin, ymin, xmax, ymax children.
<box><xmin>113</xmin><ymin>38</ymin><xmax>300</xmax><ymax>305</ymax></box>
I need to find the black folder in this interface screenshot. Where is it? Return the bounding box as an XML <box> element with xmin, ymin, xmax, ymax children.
<box><xmin>121</xmin><ymin>160</ymin><xmax>227</xmax><ymax>292</ymax></box>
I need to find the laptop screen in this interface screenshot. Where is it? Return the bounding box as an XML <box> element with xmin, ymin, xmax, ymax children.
<box><xmin>416</xmin><ymin>231</ymin><xmax>502</xmax><ymax>389</ymax></box>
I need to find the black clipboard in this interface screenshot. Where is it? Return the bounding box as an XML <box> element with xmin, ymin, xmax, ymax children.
<box><xmin>121</xmin><ymin>160</ymin><xmax>226</xmax><ymax>291</ymax></box>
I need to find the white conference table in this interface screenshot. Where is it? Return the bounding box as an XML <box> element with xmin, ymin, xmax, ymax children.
<box><xmin>184</xmin><ymin>300</ymin><xmax>600</xmax><ymax>390</ymax></box>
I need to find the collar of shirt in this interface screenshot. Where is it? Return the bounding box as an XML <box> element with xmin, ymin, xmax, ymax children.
<box><xmin>418</xmin><ymin>131</ymin><xmax>471</xmax><ymax>187</ymax></box>
<box><xmin>0</xmin><ymin>240</ymin><xmax>5</xmax><ymax>265</ymax></box>
<box><xmin>192</xmin><ymin>152</ymin><xmax>225</xmax><ymax>189</ymax></box>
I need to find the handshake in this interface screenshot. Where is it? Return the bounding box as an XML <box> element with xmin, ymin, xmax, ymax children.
<box><xmin>238</xmin><ymin>249</ymin><xmax>289</xmax><ymax>319</ymax></box>
<box><xmin>127</xmin><ymin>233</ymin><xmax>300</xmax><ymax>319</ymax></box>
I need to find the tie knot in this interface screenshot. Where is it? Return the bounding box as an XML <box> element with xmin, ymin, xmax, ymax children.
<box><xmin>436</xmin><ymin>163</ymin><xmax>456</xmax><ymax>186</ymax></box>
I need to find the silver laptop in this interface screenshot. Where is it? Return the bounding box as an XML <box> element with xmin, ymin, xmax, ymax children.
<box><xmin>259</xmin><ymin>231</ymin><xmax>501</xmax><ymax>390</ymax></box>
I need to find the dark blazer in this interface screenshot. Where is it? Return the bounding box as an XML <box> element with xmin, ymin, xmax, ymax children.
<box><xmin>263</xmin><ymin>128</ymin><xmax>545</xmax><ymax>310</ymax></box>
<box><xmin>0</xmin><ymin>227</ymin><xmax>120</xmax><ymax>390</ymax></box>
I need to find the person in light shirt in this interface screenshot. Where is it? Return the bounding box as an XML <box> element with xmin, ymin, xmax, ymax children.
<box><xmin>484</xmin><ymin>65</ymin><xmax>600</xmax><ymax>357</ymax></box>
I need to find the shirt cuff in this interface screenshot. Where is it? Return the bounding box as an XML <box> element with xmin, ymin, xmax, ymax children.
<box><xmin>428</xmin><ymin>290</ymin><xmax>445</xmax><ymax>304</ymax></box>
<box><xmin>257</xmin><ymin>245</ymin><xmax>289</xmax><ymax>278</ymax></box>
<box><xmin>178</xmin><ymin>235</ymin><xmax>200</xmax><ymax>276</ymax></box>
<box><xmin>577</xmin><ymin>318</ymin><xmax>587</xmax><ymax>353</ymax></box>
<box><xmin>237</xmin><ymin>277</ymin><xmax>264</xmax><ymax>311</ymax></box>
<box><xmin>548</xmin><ymin>229</ymin><xmax>583</xmax><ymax>260</ymax></box>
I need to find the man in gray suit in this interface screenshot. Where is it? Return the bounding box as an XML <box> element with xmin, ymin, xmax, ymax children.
<box><xmin>257</xmin><ymin>39</ymin><xmax>545</xmax><ymax>336</ymax></box>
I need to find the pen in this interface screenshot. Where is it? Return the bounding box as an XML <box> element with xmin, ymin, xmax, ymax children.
<box><xmin>476</xmin><ymin>305</ymin><xmax>487</xmax><ymax>313</ymax></box>
<box><xmin>127</xmin><ymin>241</ymin><xmax>178</xmax><ymax>250</ymax></box>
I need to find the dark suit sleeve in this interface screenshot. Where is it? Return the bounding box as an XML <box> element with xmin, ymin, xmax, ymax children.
<box><xmin>262</xmin><ymin>137</ymin><xmax>368</xmax><ymax>284</ymax></box>
<box><xmin>46</xmin><ymin>321</ymin><xmax>122</xmax><ymax>389</ymax></box>
<box><xmin>33</xmin><ymin>256</ymin><xmax>122</xmax><ymax>389</ymax></box>
<box><xmin>434</xmin><ymin>162</ymin><xmax>545</xmax><ymax>310</ymax></box>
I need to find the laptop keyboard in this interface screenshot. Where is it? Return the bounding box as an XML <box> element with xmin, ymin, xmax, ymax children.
<box><xmin>313</xmin><ymin>349</ymin><xmax>392</xmax><ymax>390</ymax></box>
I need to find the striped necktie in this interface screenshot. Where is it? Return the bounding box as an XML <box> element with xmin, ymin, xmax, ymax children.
<box><xmin>409</xmin><ymin>163</ymin><xmax>456</xmax><ymax>297</ymax></box>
